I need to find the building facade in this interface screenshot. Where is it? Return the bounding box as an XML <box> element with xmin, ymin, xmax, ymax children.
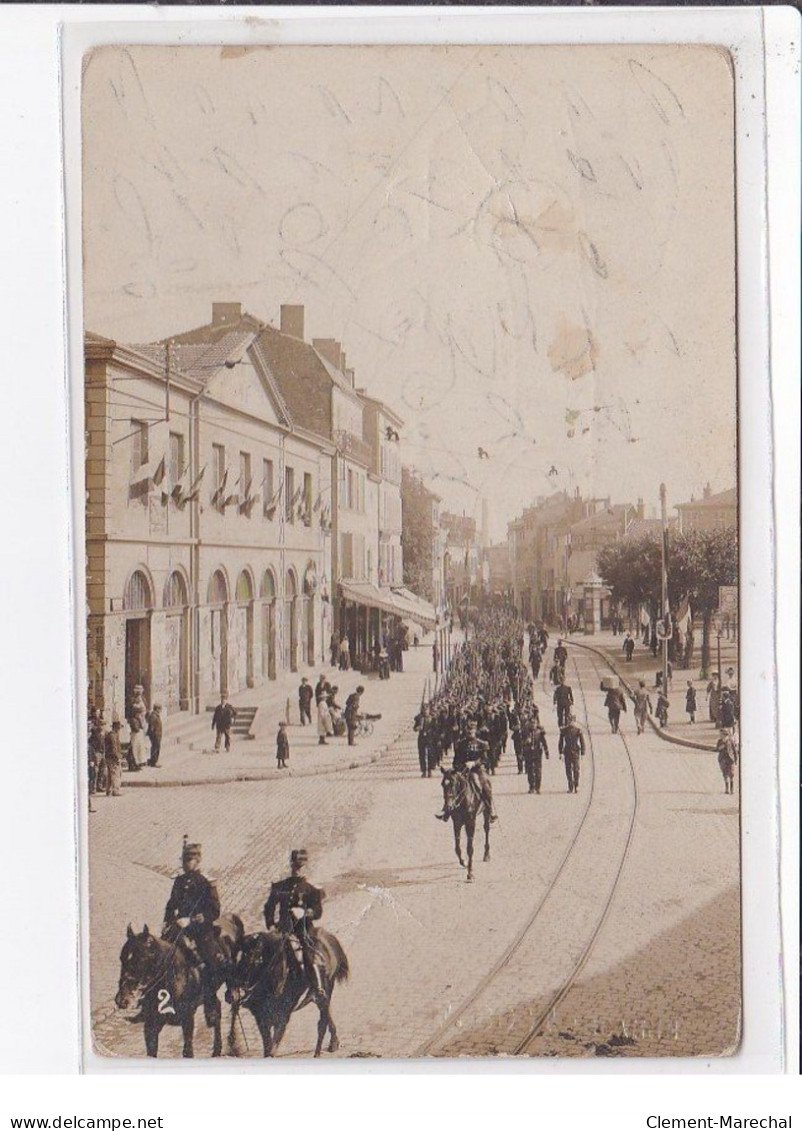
<box><xmin>85</xmin><ymin>321</ymin><xmax>333</xmax><ymax>721</ymax></box>
<box><xmin>675</xmin><ymin>485</ymin><xmax>737</xmax><ymax>533</ymax></box>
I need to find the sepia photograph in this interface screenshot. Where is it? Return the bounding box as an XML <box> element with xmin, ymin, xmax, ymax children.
<box><xmin>81</xmin><ymin>43</ymin><xmax>741</xmax><ymax>1061</ymax></box>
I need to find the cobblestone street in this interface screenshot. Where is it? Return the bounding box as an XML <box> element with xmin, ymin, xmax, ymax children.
<box><xmin>89</xmin><ymin>643</ymin><xmax>739</xmax><ymax>1061</ymax></box>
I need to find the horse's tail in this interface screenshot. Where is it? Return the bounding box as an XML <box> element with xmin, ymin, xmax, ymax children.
<box><xmin>318</xmin><ymin>929</ymin><xmax>350</xmax><ymax>984</ymax></box>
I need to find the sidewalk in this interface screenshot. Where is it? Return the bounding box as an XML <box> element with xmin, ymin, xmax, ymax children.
<box><xmin>109</xmin><ymin>636</ymin><xmax>437</xmax><ymax>789</ymax></box>
<box><xmin>564</xmin><ymin>629</ymin><xmax>737</xmax><ymax>752</ymax></box>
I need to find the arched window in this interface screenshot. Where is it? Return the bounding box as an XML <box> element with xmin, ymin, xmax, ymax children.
<box><xmin>303</xmin><ymin>562</ymin><xmax>318</xmax><ymax>597</ymax></box>
<box><xmin>236</xmin><ymin>570</ymin><xmax>254</xmax><ymax>603</ymax></box>
<box><xmin>164</xmin><ymin>571</ymin><xmax>188</xmax><ymax>608</ymax></box>
<box><xmin>124</xmin><ymin>569</ymin><xmax>153</xmax><ymax>611</ymax></box>
<box><xmin>284</xmin><ymin>570</ymin><xmax>298</xmax><ymax>599</ymax></box>
<box><xmin>207</xmin><ymin>569</ymin><xmax>228</xmax><ymax>605</ymax></box>
<box><xmin>260</xmin><ymin>570</ymin><xmax>276</xmax><ymax>601</ymax></box>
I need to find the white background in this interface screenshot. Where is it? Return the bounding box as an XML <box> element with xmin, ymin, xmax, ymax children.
<box><xmin>0</xmin><ymin>2</ymin><xmax>798</xmax><ymax>1120</ymax></box>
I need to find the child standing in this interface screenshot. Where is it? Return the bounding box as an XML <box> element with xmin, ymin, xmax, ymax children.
<box><xmin>276</xmin><ymin>721</ymin><xmax>289</xmax><ymax>768</ymax></box>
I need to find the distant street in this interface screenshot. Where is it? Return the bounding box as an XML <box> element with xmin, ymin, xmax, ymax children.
<box><xmin>91</xmin><ymin>642</ymin><xmax>739</xmax><ymax>1060</ymax></box>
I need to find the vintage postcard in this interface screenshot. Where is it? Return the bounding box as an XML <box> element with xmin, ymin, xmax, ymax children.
<box><xmin>81</xmin><ymin>43</ymin><xmax>740</xmax><ymax>1060</ymax></box>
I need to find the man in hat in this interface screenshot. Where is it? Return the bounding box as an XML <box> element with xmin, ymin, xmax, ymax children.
<box><xmin>603</xmin><ymin>685</ymin><xmax>627</xmax><ymax>734</ymax></box>
<box><xmin>522</xmin><ymin>714</ymin><xmax>550</xmax><ymax>795</ymax></box>
<box><xmin>147</xmin><ymin>704</ymin><xmax>163</xmax><ymax>767</ymax></box>
<box><xmin>438</xmin><ymin>719</ymin><xmax>498</xmax><ymax>821</ymax></box>
<box><xmin>162</xmin><ymin>839</ymin><xmax>222</xmax><ymax>1019</ymax></box>
<box><xmin>298</xmin><ymin>677</ymin><xmax>313</xmax><ymax>726</ymax></box>
<box><xmin>558</xmin><ymin>713</ymin><xmax>586</xmax><ymax>794</ymax></box>
<box><xmin>344</xmin><ymin>686</ymin><xmax>365</xmax><ymax>747</ymax></box>
<box><xmin>211</xmin><ymin>694</ymin><xmax>237</xmax><ymax>752</ymax></box>
<box><xmin>264</xmin><ymin>849</ymin><xmax>324</xmax><ymax>994</ymax></box>
<box><xmin>553</xmin><ymin>676</ymin><xmax>574</xmax><ymax>729</ymax></box>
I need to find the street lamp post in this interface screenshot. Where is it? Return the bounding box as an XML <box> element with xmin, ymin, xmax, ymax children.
<box><xmin>659</xmin><ymin>483</ymin><xmax>669</xmax><ymax>694</ymax></box>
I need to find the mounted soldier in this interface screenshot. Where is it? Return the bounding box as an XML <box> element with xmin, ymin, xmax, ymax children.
<box><xmin>162</xmin><ymin>837</ymin><xmax>222</xmax><ymax>1021</ymax></box>
<box><xmin>264</xmin><ymin>849</ymin><xmax>325</xmax><ymax>995</ymax></box>
<box><xmin>437</xmin><ymin>719</ymin><xmax>497</xmax><ymax>822</ymax></box>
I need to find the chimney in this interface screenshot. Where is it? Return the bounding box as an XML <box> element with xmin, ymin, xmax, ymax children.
<box><xmin>280</xmin><ymin>304</ymin><xmax>305</xmax><ymax>340</ymax></box>
<box><xmin>345</xmin><ymin>368</ymin><xmax>355</xmax><ymax>387</ymax></box>
<box><xmin>703</xmin><ymin>482</ymin><xmax>712</xmax><ymax>500</ymax></box>
<box><xmin>312</xmin><ymin>338</ymin><xmax>344</xmax><ymax>370</ymax></box>
<box><xmin>212</xmin><ymin>302</ymin><xmax>243</xmax><ymax>327</ymax></box>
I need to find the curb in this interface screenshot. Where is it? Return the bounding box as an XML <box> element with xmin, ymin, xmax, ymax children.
<box><xmin>565</xmin><ymin>638</ymin><xmax>717</xmax><ymax>753</ymax></box>
<box><xmin>115</xmin><ymin>733</ymin><xmax>415</xmax><ymax>789</ymax></box>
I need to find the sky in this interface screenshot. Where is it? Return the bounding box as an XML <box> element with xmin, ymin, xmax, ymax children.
<box><xmin>82</xmin><ymin>44</ymin><xmax>737</xmax><ymax>542</ymax></box>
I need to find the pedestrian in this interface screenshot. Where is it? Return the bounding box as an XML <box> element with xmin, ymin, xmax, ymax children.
<box><xmin>338</xmin><ymin>636</ymin><xmax>351</xmax><ymax>671</ymax></box>
<box><xmin>298</xmin><ymin>677</ymin><xmax>313</xmax><ymax>725</ymax></box>
<box><xmin>147</xmin><ymin>704</ymin><xmax>163</xmax><ymax>767</ymax></box>
<box><xmin>276</xmin><ymin>721</ymin><xmax>290</xmax><ymax>768</ymax></box>
<box><xmin>314</xmin><ymin>673</ymin><xmax>328</xmax><ymax>706</ymax></box>
<box><xmin>128</xmin><ymin>685</ymin><xmax>149</xmax><ymax>769</ymax></box>
<box><xmin>432</xmin><ymin>640</ymin><xmax>440</xmax><ymax>674</ymax></box>
<box><xmin>104</xmin><ymin>719</ymin><xmax>123</xmax><ymax>796</ymax></box>
<box><xmin>553</xmin><ymin>677</ymin><xmax>574</xmax><ymax>728</ymax></box>
<box><xmin>623</xmin><ymin>633</ymin><xmax>635</xmax><ymax>662</ymax></box>
<box><xmin>656</xmin><ymin>691</ymin><xmax>670</xmax><ymax>729</ymax></box>
<box><xmin>344</xmin><ymin>686</ymin><xmax>364</xmax><ymax>747</ymax></box>
<box><xmin>706</xmin><ymin>674</ymin><xmax>721</xmax><ymax>724</ymax></box>
<box><xmin>650</xmin><ymin>627</ymin><xmax>659</xmax><ymax>658</ymax></box>
<box><xmin>633</xmin><ymin>680</ymin><xmax>652</xmax><ymax>735</ymax></box>
<box><xmin>604</xmin><ymin>685</ymin><xmax>627</xmax><ymax>734</ymax></box>
<box><xmin>330</xmin><ymin>633</ymin><xmax>339</xmax><ymax>668</ymax></box>
<box><xmin>685</xmin><ymin>681</ymin><xmax>697</xmax><ymax>724</ymax></box>
<box><xmin>317</xmin><ymin>693</ymin><xmax>333</xmax><ymax>745</ymax></box>
<box><xmin>716</xmin><ymin>728</ymin><xmax>738</xmax><ymax>794</ymax></box>
<box><xmin>211</xmin><ymin>694</ymin><xmax>237</xmax><ymax>752</ymax></box>
<box><xmin>558</xmin><ymin>713</ymin><xmax>585</xmax><ymax>794</ymax></box>
<box><xmin>719</xmin><ymin>690</ymin><xmax>736</xmax><ymax>733</ymax></box>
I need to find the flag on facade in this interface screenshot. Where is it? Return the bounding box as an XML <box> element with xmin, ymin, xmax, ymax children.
<box><xmin>180</xmin><ymin>465</ymin><xmax>206</xmax><ymax>506</ymax></box>
<box><xmin>211</xmin><ymin>468</ymin><xmax>229</xmax><ymax>506</ymax></box>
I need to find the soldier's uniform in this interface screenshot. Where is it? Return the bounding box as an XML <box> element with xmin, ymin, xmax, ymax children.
<box><xmin>264</xmin><ymin>849</ymin><xmax>324</xmax><ymax>993</ymax></box>
<box><xmin>162</xmin><ymin>840</ymin><xmax>221</xmax><ymax>1018</ymax></box>
<box><xmin>452</xmin><ymin>731</ymin><xmax>497</xmax><ymax>820</ymax></box>
<box><xmin>553</xmin><ymin>682</ymin><xmax>574</xmax><ymax>728</ymax></box>
<box><xmin>558</xmin><ymin>721</ymin><xmax>586</xmax><ymax>793</ymax></box>
<box><xmin>522</xmin><ymin>723</ymin><xmax>550</xmax><ymax>794</ymax></box>
<box><xmin>413</xmin><ymin>709</ymin><xmax>432</xmax><ymax>777</ymax></box>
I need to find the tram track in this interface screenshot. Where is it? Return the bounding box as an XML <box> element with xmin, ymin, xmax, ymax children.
<box><xmin>416</xmin><ymin>643</ymin><xmax>640</xmax><ymax>1058</ymax></box>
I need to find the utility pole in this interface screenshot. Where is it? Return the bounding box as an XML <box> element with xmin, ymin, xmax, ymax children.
<box><xmin>660</xmin><ymin>483</ymin><xmax>669</xmax><ymax>695</ymax></box>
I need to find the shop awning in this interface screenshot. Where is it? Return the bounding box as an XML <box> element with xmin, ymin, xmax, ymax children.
<box><xmin>338</xmin><ymin>581</ymin><xmax>403</xmax><ymax>618</ymax></box>
<box><xmin>390</xmin><ymin>587</ymin><xmax>437</xmax><ymax>628</ymax></box>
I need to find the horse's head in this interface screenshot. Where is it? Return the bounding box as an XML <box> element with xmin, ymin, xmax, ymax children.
<box><xmin>231</xmin><ymin>931</ymin><xmax>288</xmax><ymax>1006</ymax></box>
<box><xmin>440</xmin><ymin>767</ymin><xmax>459</xmax><ymax>809</ymax></box>
<box><xmin>115</xmin><ymin>924</ymin><xmax>163</xmax><ymax>1012</ymax></box>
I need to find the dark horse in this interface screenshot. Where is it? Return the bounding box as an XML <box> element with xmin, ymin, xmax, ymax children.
<box><xmin>229</xmin><ymin>928</ymin><xmax>349</xmax><ymax>1057</ymax></box>
<box><xmin>115</xmin><ymin>915</ymin><xmax>243</xmax><ymax>1058</ymax></box>
<box><xmin>440</xmin><ymin>767</ymin><xmax>491</xmax><ymax>881</ymax></box>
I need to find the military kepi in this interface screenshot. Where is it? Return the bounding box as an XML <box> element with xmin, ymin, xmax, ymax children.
<box><xmin>182</xmin><ymin>834</ymin><xmax>202</xmax><ymax>862</ymax></box>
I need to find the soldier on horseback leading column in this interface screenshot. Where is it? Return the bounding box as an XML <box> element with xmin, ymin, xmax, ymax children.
<box><xmin>264</xmin><ymin>849</ymin><xmax>325</xmax><ymax>995</ymax></box>
<box><xmin>436</xmin><ymin>719</ymin><xmax>498</xmax><ymax>822</ymax></box>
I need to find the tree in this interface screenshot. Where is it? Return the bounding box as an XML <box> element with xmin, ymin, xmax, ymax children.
<box><xmin>598</xmin><ymin>528</ymin><xmax>738</xmax><ymax>676</ymax></box>
<box><xmin>669</xmin><ymin>528</ymin><xmax>738</xmax><ymax>677</ymax></box>
<box><xmin>400</xmin><ymin>467</ymin><xmax>437</xmax><ymax>601</ymax></box>
<box><xmin>597</xmin><ymin>536</ymin><xmax>662</xmax><ymax>620</ymax></box>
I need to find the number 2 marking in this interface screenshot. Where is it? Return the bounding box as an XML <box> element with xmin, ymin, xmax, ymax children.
<box><xmin>157</xmin><ymin>988</ymin><xmax>175</xmax><ymax>1015</ymax></box>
